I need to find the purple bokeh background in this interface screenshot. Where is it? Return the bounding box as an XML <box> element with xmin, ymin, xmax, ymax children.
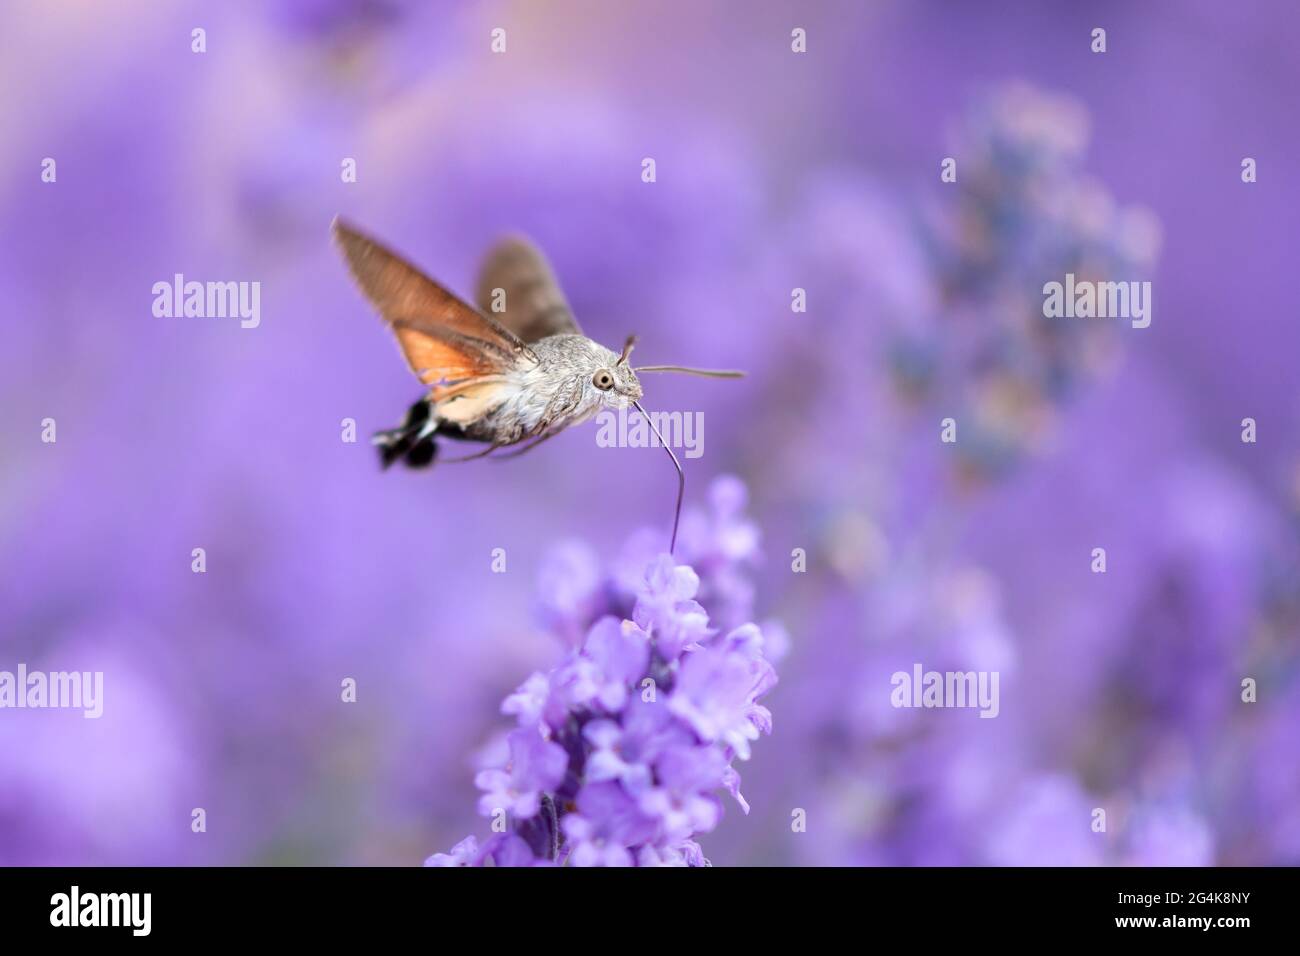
<box><xmin>2</xmin><ymin>0</ymin><xmax>1298</xmax><ymax>865</ymax></box>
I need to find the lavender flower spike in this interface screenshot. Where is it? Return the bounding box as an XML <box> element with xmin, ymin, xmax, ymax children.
<box><xmin>426</xmin><ymin>479</ymin><xmax>781</xmax><ymax>867</ymax></box>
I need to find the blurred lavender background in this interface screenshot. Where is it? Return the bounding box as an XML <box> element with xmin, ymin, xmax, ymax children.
<box><xmin>2</xmin><ymin>0</ymin><xmax>1298</xmax><ymax>865</ymax></box>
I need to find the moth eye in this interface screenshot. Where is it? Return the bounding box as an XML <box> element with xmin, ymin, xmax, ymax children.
<box><xmin>593</xmin><ymin>370</ymin><xmax>615</xmax><ymax>391</ymax></box>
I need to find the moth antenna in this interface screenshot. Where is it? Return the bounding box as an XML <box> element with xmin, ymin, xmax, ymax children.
<box><xmin>616</xmin><ymin>334</ymin><xmax>638</xmax><ymax>366</ymax></box>
<box><xmin>633</xmin><ymin>365</ymin><xmax>745</xmax><ymax>378</ymax></box>
<box><xmin>633</xmin><ymin>400</ymin><xmax>684</xmax><ymax>554</ymax></box>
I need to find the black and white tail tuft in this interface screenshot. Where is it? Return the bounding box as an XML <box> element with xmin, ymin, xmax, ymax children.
<box><xmin>373</xmin><ymin>399</ymin><xmax>438</xmax><ymax>469</ymax></box>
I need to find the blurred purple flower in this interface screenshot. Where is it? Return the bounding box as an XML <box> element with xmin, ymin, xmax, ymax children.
<box><xmin>1120</xmin><ymin>805</ymin><xmax>1215</xmax><ymax>867</ymax></box>
<box><xmin>632</xmin><ymin>556</ymin><xmax>712</xmax><ymax>661</ymax></box>
<box><xmin>562</xmin><ymin>782</ymin><xmax>656</xmax><ymax>868</ymax></box>
<box><xmin>553</xmin><ymin>617</ymin><xmax>650</xmax><ymax>713</ymax></box>
<box><xmin>423</xmin><ymin>835</ymin><xmax>480</xmax><ymax>868</ymax></box>
<box><xmin>535</xmin><ymin>541</ymin><xmax>608</xmax><ymax>647</ymax></box>
<box><xmin>984</xmin><ymin>775</ymin><xmax>1103</xmax><ymax>867</ymax></box>
<box><xmin>669</xmin><ymin>631</ymin><xmax>776</xmax><ymax>761</ymax></box>
<box><xmin>474</xmin><ymin>728</ymin><xmax>568</xmax><ymax>820</ymax></box>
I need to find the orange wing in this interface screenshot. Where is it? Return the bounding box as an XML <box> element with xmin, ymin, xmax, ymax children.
<box><xmin>390</xmin><ymin>322</ymin><xmax>506</xmax><ymax>388</ymax></box>
<box><xmin>332</xmin><ymin>218</ymin><xmax>534</xmax><ymax>393</ymax></box>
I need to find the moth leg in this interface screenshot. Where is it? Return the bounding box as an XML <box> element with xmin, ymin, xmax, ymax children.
<box><xmin>440</xmin><ymin>443</ymin><xmax>502</xmax><ymax>464</ymax></box>
<box><xmin>492</xmin><ymin>427</ymin><xmax>562</xmax><ymax>460</ymax></box>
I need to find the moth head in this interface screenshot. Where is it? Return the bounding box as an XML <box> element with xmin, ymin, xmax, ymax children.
<box><xmin>588</xmin><ymin>334</ymin><xmax>642</xmax><ymax>408</ymax></box>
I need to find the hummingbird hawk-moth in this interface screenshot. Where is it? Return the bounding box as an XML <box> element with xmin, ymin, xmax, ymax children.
<box><xmin>331</xmin><ymin>218</ymin><xmax>742</xmax><ymax>550</ymax></box>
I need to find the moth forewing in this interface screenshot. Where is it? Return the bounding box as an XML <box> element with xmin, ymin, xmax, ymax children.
<box><xmin>332</xmin><ymin>217</ymin><xmax>533</xmax><ymax>360</ymax></box>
